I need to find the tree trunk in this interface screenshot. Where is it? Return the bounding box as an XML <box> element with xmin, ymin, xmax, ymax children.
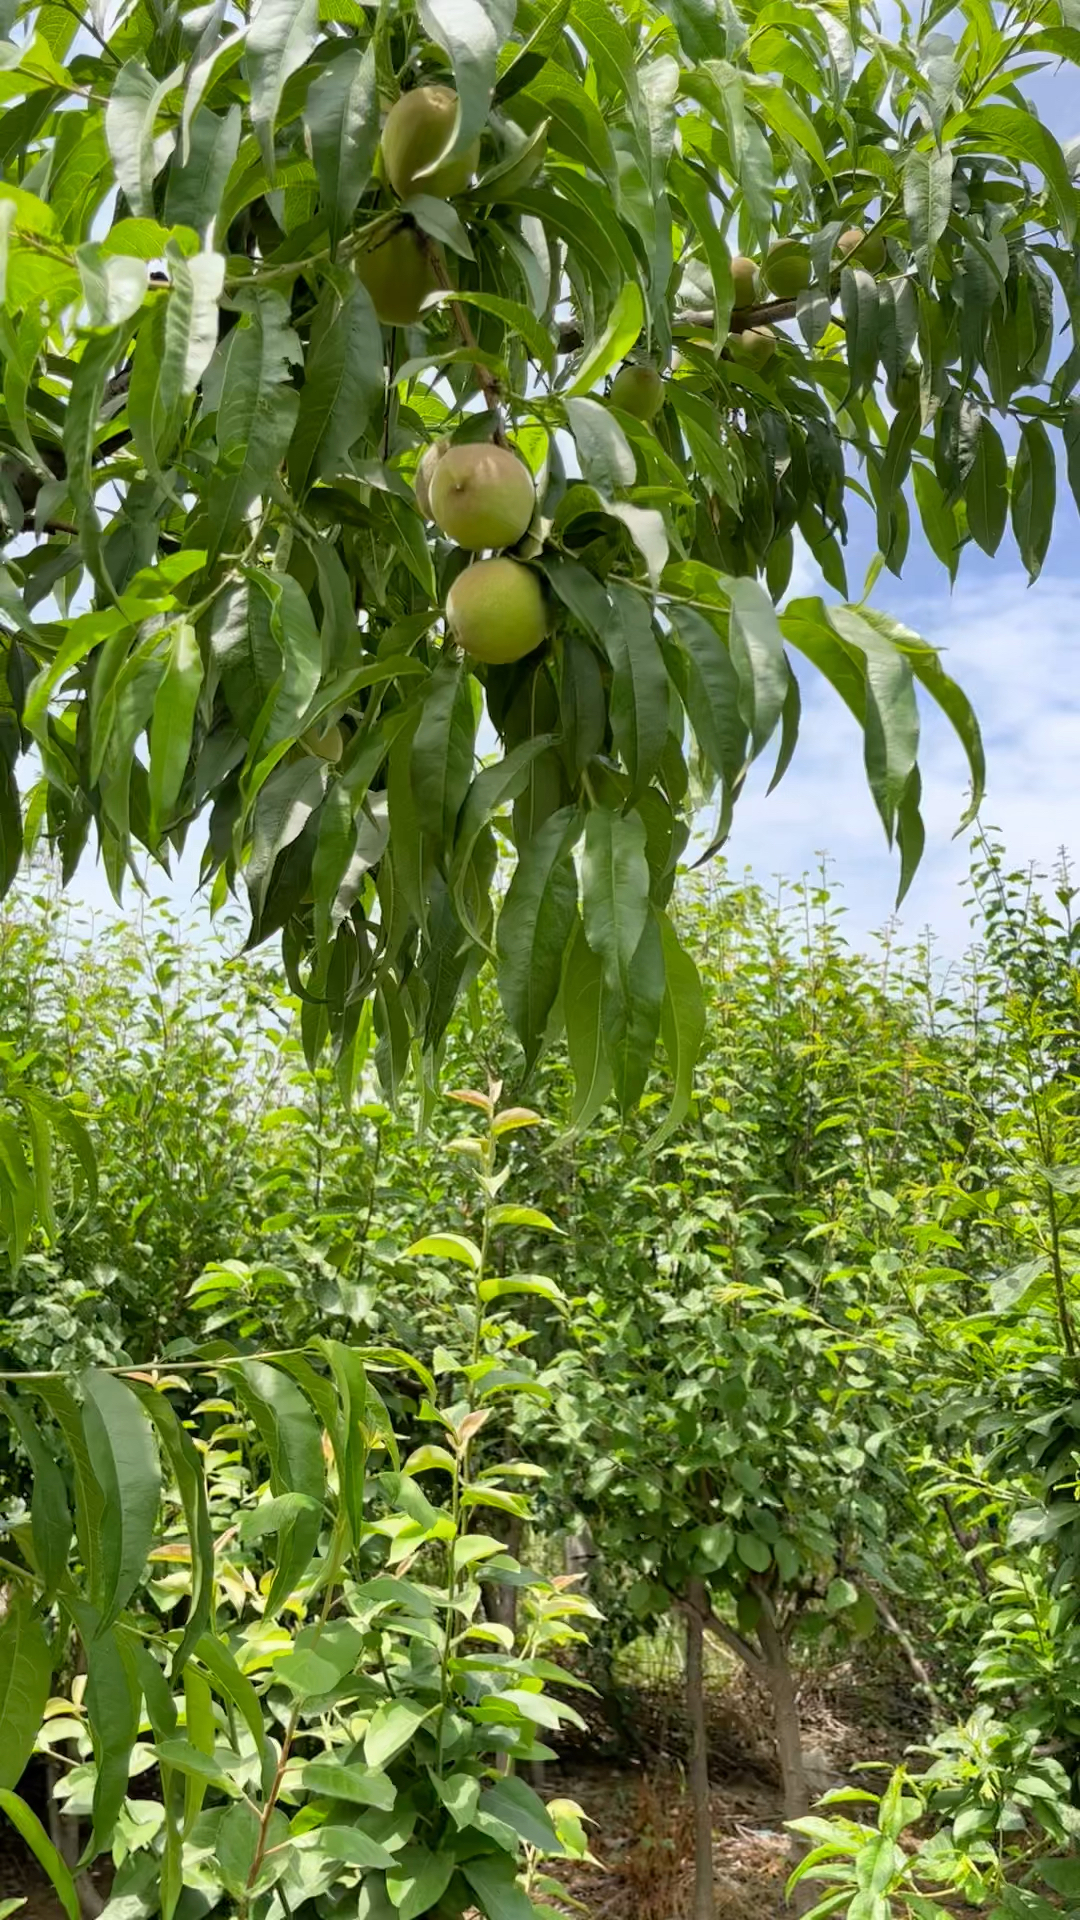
<box><xmin>684</xmin><ymin>1581</ymin><xmax>715</xmax><ymax>1920</ymax></box>
<box><xmin>47</xmin><ymin>1762</ymin><xmax>104</xmax><ymax>1920</ymax></box>
<box><xmin>756</xmin><ymin>1603</ymin><xmax>812</xmax><ymax>1915</ymax></box>
<box><xmin>482</xmin><ymin>1513</ymin><xmax>523</xmax><ymax>1636</ymax></box>
<box><xmin>564</xmin><ymin>1526</ymin><xmax>595</xmax><ymax>1592</ymax></box>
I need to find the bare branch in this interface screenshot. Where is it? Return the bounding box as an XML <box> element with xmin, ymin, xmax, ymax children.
<box><xmin>865</xmin><ymin>1584</ymin><xmax>944</xmax><ymax>1714</ymax></box>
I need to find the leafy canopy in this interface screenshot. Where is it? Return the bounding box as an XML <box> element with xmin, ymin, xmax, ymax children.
<box><xmin>1</xmin><ymin>0</ymin><xmax>1076</xmax><ymax>1112</ymax></box>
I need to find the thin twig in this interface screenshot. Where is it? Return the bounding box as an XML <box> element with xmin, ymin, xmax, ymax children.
<box><xmin>418</xmin><ymin>234</ymin><xmax>505</xmax><ymax>433</ymax></box>
<box><xmin>939</xmin><ymin>1496</ymin><xmax>990</xmax><ymax>1596</ymax></box>
<box><xmin>864</xmin><ymin>1584</ymin><xmax>944</xmax><ymax>1714</ymax></box>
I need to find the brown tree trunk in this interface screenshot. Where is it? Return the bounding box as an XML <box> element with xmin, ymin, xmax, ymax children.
<box><xmin>756</xmin><ymin>1602</ymin><xmax>812</xmax><ymax>1914</ymax></box>
<box><xmin>685</xmin><ymin>1580</ymin><xmax>716</xmax><ymax>1920</ymax></box>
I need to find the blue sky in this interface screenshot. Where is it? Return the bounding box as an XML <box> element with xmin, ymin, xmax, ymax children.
<box><xmin>61</xmin><ymin>46</ymin><xmax>1080</xmax><ymax>962</ymax></box>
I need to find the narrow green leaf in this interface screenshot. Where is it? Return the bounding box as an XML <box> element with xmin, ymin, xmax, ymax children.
<box><xmin>581</xmin><ymin>807</ymin><xmax>650</xmax><ymax>997</ymax></box>
<box><xmin>149</xmin><ymin>621</ymin><xmax>202</xmax><ymax>840</ymax></box>
<box><xmin>0</xmin><ymin>1794</ymin><xmax>79</xmax><ymax>1920</ymax></box>
<box><xmin>448</xmin><ymin>291</ymin><xmax>557</xmax><ymax>373</ymax></box>
<box><xmin>964</xmin><ymin>412</ymin><xmax>1008</xmax><ymax>555</ymax></box>
<box><xmin>136</xmin><ymin>1391</ymin><xmax>214</xmax><ymax>1678</ymax></box>
<box><xmin>746</xmin><ymin>77</ymin><xmax>832</xmax><ymax>179</ymax></box>
<box><xmin>853</xmin><ymin>605</ymin><xmax>986</xmax><ymax>825</ymax></box>
<box><xmin>193</xmin><ymin>1634</ymin><xmax>273</xmax><ymax>1794</ymax></box>
<box><xmin>80</xmin><ymin>1369</ymin><xmax>161</xmax><ymax>1627</ymax></box>
<box><xmin>895</xmin><ymin>765</ymin><xmax>925</xmax><ymax>906</ymax></box>
<box><xmin>129</xmin><ymin>300</ymin><xmax>184</xmax><ymax>482</ymax></box>
<box><xmin>826</xmin><ymin>605</ymin><xmax>920</xmax><ymax>837</ymax></box>
<box><xmin>288</xmin><ymin>280</ymin><xmax>384</xmax><ymax>493</ymax></box>
<box><xmin>1011</xmin><ymin>416</ymin><xmax>1055</xmax><ymax>582</ymax></box>
<box><xmin>670</xmin><ymin>155</ymin><xmax>735</xmax><ymax>342</ymax></box>
<box><xmin>648</xmin><ymin>913</ymin><xmax>706</xmax><ymax>1147</ymax></box>
<box><xmin>229</xmin><ymin>1360</ymin><xmax>325</xmax><ymax>1617</ymax></box>
<box><xmin>450</xmin><ymin>736</ymin><xmax>556</xmax><ymax>935</ymax></box>
<box><xmin>902</xmin><ymin>143</ymin><xmax>953</xmax><ymax>278</ymax></box>
<box><xmin>912</xmin><ymin>462</ymin><xmax>961</xmax><ymax>582</ymax></box>
<box><xmin>0</xmin><ymin>1118</ymin><xmax>34</xmax><ymax>1271</ymax></box>
<box><xmin>564</xmin><ymin>396</ymin><xmax>636</xmax><ymax>493</ymax></box>
<box><xmin>244</xmin><ymin>0</ymin><xmax>319</xmax><ymax>174</ymax></box>
<box><xmin>604</xmin><ymin>583</ymin><xmax>668</xmax><ymax>800</ymax></box>
<box><xmin>563</xmin><ymin>919</ymin><xmax>612</xmax><ymax>1131</ymax></box>
<box><xmin>0</xmin><ymin>1592</ymin><xmax>52</xmax><ymax>1792</ymax></box>
<box><xmin>318</xmin><ymin>1338</ymin><xmax>371</xmax><ymax>1546</ymax></box>
<box><xmin>670</xmin><ymin>604</ymin><xmax>746</xmax><ymax>789</ymax></box>
<box><xmin>1065</xmin><ymin>401</ymin><xmax>1080</xmax><ymax>520</ymax></box>
<box><xmin>959</xmin><ymin>105</ymin><xmax>1076</xmax><ymax>240</ymax></box>
<box><xmin>726</xmin><ymin>575</ymin><xmax>788</xmax><ymax>758</ymax></box>
<box><xmin>411</xmin><ymin>658</ymin><xmax>476</xmax><ymax>849</ymax></box>
<box><xmin>0</xmin><ymin>1393</ymin><xmax>72</xmax><ymax>1601</ymax></box>
<box><xmin>840</xmin><ymin>264</ymin><xmax>880</xmax><ymax>399</ymax></box>
<box><xmin>496</xmin><ymin>805</ymin><xmax>582</xmax><ymax>1066</ymax></box>
<box><xmin>152</xmin><ymin>1738</ymin><xmax>232</xmax><ymax>1786</ymax></box>
<box><xmin>29</xmin><ymin>1380</ymin><xmax>104</xmax><ymax>1602</ymax></box>
<box><xmin>105</xmin><ymin>59</ymin><xmax>174</xmax><ymax>219</ymax></box>
<box><xmin>205</xmin><ymin>291</ymin><xmax>301</xmax><ymax>559</ymax></box>
<box><xmin>68</xmin><ymin>1602</ymin><xmax>141</xmax><ymax>1862</ymax></box>
<box><xmin>165</xmin><ymin>105</ymin><xmax>242</xmax><ymax>233</ymax></box>
<box><xmin>64</xmin><ymin>325</ymin><xmax>127</xmax><ymax>594</ymax></box>
<box><xmin>419</xmin><ymin>0</ymin><xmax>525</xmax><ymax>161</ymax></box>
<box><xmin>566</xmin><ymin>280</ymin><xmax>645</xmax><ymax>396</ymax></box>
<box><xmin>602</xmin><ymin>906</ymin><xmax>665</xmax><ymax>1111</ymax></box>
<box><xmin>161</xmin><ymin>242</ymin><xmax>226</xmax><ymax>408</ymax></box>
<box><xmin>304</xmin><ymin>43</ymin><xmax>378</xmax><ymax>253</ymax></box>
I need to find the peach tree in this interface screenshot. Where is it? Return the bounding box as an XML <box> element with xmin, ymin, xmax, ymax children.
<box><xmin>0</xmin><ymin>1091</ymin><xmax>596</xmax><ymax>1920</ymax></box>
<box><xmin>0</xmin><ymin>0</ymin><xmax>1077</xmax><ymax>1119</ymax></box>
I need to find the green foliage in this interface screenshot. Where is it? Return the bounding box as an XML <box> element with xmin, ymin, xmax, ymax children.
<box><xmin>0</xmin><ymin>1093</ymin><xmax>594</xmax><ymax>1919</ymax></box>
<box><xmin>15</xmin><ymin>0</ymin><xmax>1080</xmax><ymax>1111</ymax></box>
<box><xmin>0</xmin><ymin>886</ymin><xmax>291</xmax><ymax>1363</ymax></box>
<box><xmin>788</xmin><ymin>1713</ymin><xmax>1080</xmax><ymax>1917</ymax></box>
<box><xmin>6</xmin><ymin>843</ymin><xmax>1080</xmax><ymax>1900</ymax></box>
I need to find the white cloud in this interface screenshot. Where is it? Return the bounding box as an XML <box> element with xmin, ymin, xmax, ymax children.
<box><xmin>730</xmin><ymin>568</ymin><xmax>1080</xmax><ymax>955</ymax></box>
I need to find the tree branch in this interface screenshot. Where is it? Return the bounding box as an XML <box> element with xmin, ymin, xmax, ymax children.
<box><xmin>865</xmin><ymin>1584</ymin><xmax>943</xmax><ymax>1713</ymax></box>
<box><xmin>555</xmin><ymin>295</ymin><xmax>799</xmax><ymax>356</ymax></box>
<box><xmin>419</xmin><ymin>233</ymin><xmax>505</xmax><ymax>434</ymax></box>
<box><xmin>939</xmin><ymin>1497</ymin><xmax>990</xmax><ymax>1597</ymax></box>
<box><xmin>677</xmin><ymin>1590</ymin><xmax>767</xmax><ymax>1681</ymax></box>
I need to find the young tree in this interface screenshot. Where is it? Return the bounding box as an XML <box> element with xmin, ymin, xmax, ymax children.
<box><xmin>2</xmin><ymin>0</ymin><xmax>1070</xmax><ymax>1124</ymax></box>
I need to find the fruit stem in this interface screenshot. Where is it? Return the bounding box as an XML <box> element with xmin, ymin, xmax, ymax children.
<box><xmin>419</xmin><ymin>234</ymin><xmax>507</xmax><ymax>441</ymax></box>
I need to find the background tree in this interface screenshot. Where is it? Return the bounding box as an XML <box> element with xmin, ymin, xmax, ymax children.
<box><xmin>8</xmin><ymin>0</ymin><xmax>1076</xmax><ymax>1139</ymax></box>
<box><xmin>6</xmin><ymin>846</ymin><xmax>1080</xmax><ymax>1913</ymax></box>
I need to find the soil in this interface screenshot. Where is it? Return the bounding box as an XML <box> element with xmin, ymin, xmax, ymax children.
<box><xmin>0</xmin><ymin>1655</ymin><xmax>931</xmax><ymax>1919</ymax></box>
<box><xmin>542</xmin><ymin>1654</ymin><xmax>931</xmax><ymax>1920</ymax></box>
